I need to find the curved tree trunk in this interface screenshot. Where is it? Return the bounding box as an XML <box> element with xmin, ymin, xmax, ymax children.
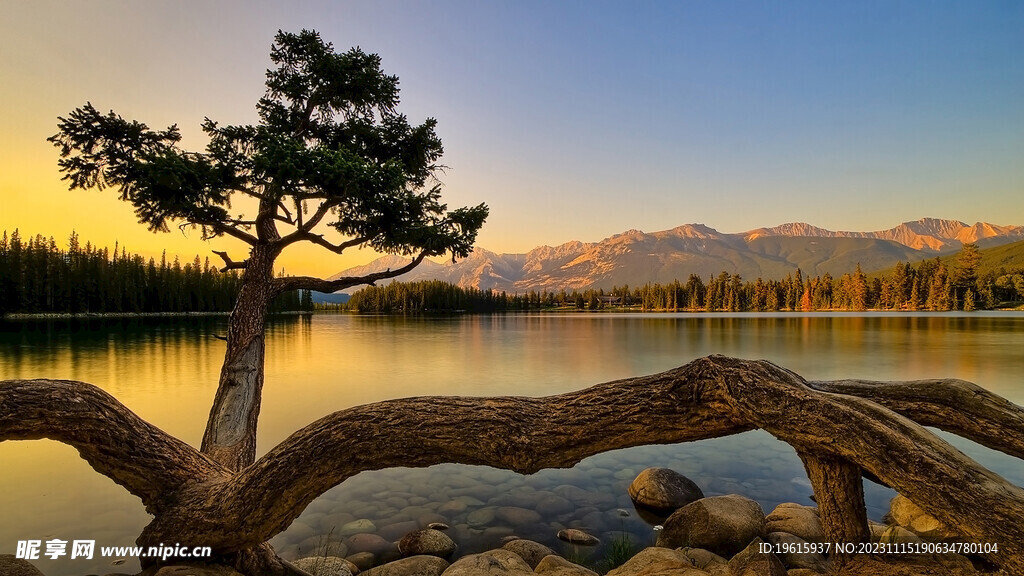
<box><xmin>201</xmin><ymin>247</ymin><xmax>276</xmax><ymax>471</ymax></box>
<box><xmin>4</xmin><ymin>355</ymin><xmax>1024</xmax><ymax>574</ymax></box>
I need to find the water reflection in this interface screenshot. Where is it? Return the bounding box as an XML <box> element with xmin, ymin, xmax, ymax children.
<box><xmin>1</xmin><ymin>312</ymin><xmax>1022</xmax><ymax>574</ymax></box>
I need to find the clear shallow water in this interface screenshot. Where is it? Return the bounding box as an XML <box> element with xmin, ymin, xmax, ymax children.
<box><xmin>1</xmin><ymin>312</ymin><xmax>1022</xmax><ymax>574</ymax></box>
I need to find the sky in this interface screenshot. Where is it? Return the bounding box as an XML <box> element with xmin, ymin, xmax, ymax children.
<box><xmin>2</xmin><ymin>1</ymin><xmax>1023</xmax><ymax>277</ymax></box>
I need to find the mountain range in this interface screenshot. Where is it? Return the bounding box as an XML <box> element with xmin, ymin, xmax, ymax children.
<box><xmin>327</xmin><ymin>218</ymin><xmax>1024</xmax><ymax>293</ymax></box>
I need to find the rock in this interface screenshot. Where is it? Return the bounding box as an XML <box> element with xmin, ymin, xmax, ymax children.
<box><xmin>467</xmin><ymin>507</ymin><xmax>497</xmax><ymax>527</ymax></box>
<box><xmin>878</xmin><ymin>525</ymin><xmax>924</xmax><ymax>545</ymax></box>
<box><xmin>340</xmin><ymin>519</ymin><xmax>379</xmax><ymax>537</ymax></box>
<box><xmin>605</xmin><ymin>547</ymin><xmax>711</xmax><ymax>576</ymax></box>
<box><xmin>535</xmin><ymin>494</ymin><xmax>575</xmax><ymax>515</ymax></box>
<box><xmin>679</xmin><ymin>548</ymin><xmax>728</xmax><ymax>573</ymax></box>
<box><xmin>727</xmin><ymin>538</ymin><xmax>786</xmax><ymax>576</ymax></box>
<box><xmin>437</xmin><ymin>500</ymin><xmax>468</xmax><ymax>515</ymax></box>
<box><xmin>868</xmin><ymin>521</ymin><xmax>888</xmax><ymax>543</ymax></box>
<box><xmin>496</xmin><ymin>506</ymin><xmax>543</xmax><ymax>526</ymax></box>
<box><xmin>534</xmin><ymin>554</ymin><xmax>599</xmax><ymax>576</ymax></box>
<box><xmin>786</xmin><ymin>570</ymin><xmax>823</xmax><ymax>576</ymax></box>
<box><xmin>765</xmin><ymin>504</ymin><xmax>824</xmax><ymax>543</ymax></box>
<box><xmin>0</xmin><ymin>555</ymin><xmax>45</xmax><ymax>576</ymax></box>
<box><xmin>628</xmin><ymin>468</ymin><xmax>705</xmax><ymax>512</ymax></box>
<box><xmin>292</xmin><ymin>556</ymin><xmax>355</xmax><ymax>576</ymax></box>
<box><xmin>378</xmin><ymin>520</ymin><xmax>421</xmax><ymax>542</ymax></box>
<box><xmin>501</xmin><ymin>539</ymin><xmax>555</xmax><ymax>568</ymax></box>
<box><xmin>349</xmin><ymin>533</ymin><xmax>398</xmax><ymax>557</ymax></box>
<box><xmin>556</xmin><ymin>529</ymin><xmax>600</xmax><ymax>546</ymax></box>
<box><xmin>361</xmin><ymin>555</ymin><xmax>449</xmax><ymax>576</ymax></box>
<box><xmin>346</xmin><ymin>552</ymin><xmax>378</xmax><ymax>572</ymax></box>
<box><xmin>765</xmin><ymin>533</ymin><xmax>828</xmax><ymax>572</ymax></box>
<box><xmin>144</xmin><ymin>567</ymin><xmax>245</xmax><ymax>576</ymax></box>
<box><xmin>656</xmin><ymin>494</ymin><xmax>766</xmax><ymax>558</ymax></box>
<box><xmin>296</xmin><ymin>536</ymin><xmax>350</xmax><ymax>559</ymax></box>
<box><xmin>552</xmin><ymin>485</ymin><xmax>616</xmax><ymax>509</ymax></box>
<box><xmin>398</xmin><ymin>529</ymin><xmax>457</xmax><ymax>558</ymax></box>
<box><xmin>884</xmin><ymin>495</ymin><xmax>959</xmax><ymax>542</ymax></box>
<box><xmin>288</xmin><ymin>521</ymin><xmax>319</xmax><ymax>541</ymax></box>
<box><xmin>440</xmin><ymin>549</ymin><xmax>534</xmax><ymax>575</ymax></box>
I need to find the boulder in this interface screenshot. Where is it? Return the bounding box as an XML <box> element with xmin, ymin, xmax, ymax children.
<box><xmin>496</xmin><ymin>506</ymin><xmax>543</xmax><ymax>526</ymax></box>
<box><xmin>868</xmin><ymin>521</ymin><xmax>888</xmax><ymax>543</ymax></box>
<box><xmin>764</xmin><ymin>503</ymin><xmax>824</xmax><ymax>543</ymax></box>
<box><xmin>440</xmin><ymin>549</ymin><xmax>534</xmax><ymax>575</ymax></box>
<box><xmin>398</xmin><ymin>529</ymin><xmax>457</xmax><ymax>558</ymax></box>
<box><xmin>556</xmin><ymin>529</ymin><xmax>600</xmax><ymax>546</ymax></box>
<box><xmin>727</xmin><ymin>538</ymin><xmax>786</xmax><ymax>576</ymax></box>
<box><xmin>340</xmin><ymin>519</ymin><xmax>378</xmax><ymax>537</ymax></box>
<box><xmin>884</xmin><ymin>495</ymin><xmax>959</xmax><ymax>542</ymax></box>
<box><xmin>292</xmin><ymin>556</ymin><xmax>354</xmax><ymax>576</ymax></box>
<box><xmin>146</xmin><ymin>567</ymin><xmax>245</xmax><ymax>576</ymax></box>
<box><xmin>377</xmin><ymin>520</ymin><xmax>421</xmax><ymax>542</ymax></box>
<box><xmin>765</xmin><ymin>533</ymin><xmax>828</xmax><ymax>572</ymax></box>
<box><xmin>0</xmin><ymin>555</ymin><xmax>45</xmax><ymax>576</ymax></box>
<box><xmin>349</xmin><ymin>533</ymin><xmax>397</xmax><ymax>556</ymax></box>
<box><xmin>467</xmin><ymin>507</ymin><xmax>497</xmax><ymax>527</ymax></box>
<box><xmin>878</xmin><ymin>526</ymin><xmax>924</xmax><ymax>545</ymax></box>
<box><xmin>346</xmin><ymin>552</ymin><xmax>379</xmax><ymax>572</ymax></box>
<box><xmin>628</xmin><ymin>468</ymin><xmax>705</xmax><ymax>512</ymax></box>
<box><xmin>605</xmin><ymin>547</ymin><xmax>711</xmax><ymax>576</ymax></box>
<box><xmin>656</xmin><ymin>494</ymin><xmax>765</xmax><ymax>558</ymax></box>
<box><xmin>678</xmin><ymin>548</ymin><xmax>728</xmax><ymax>574</ymax></box>
<box><xmin>361</xmin><ymin>555</ymin><xmax>449</xmax><ymax>576</ymax></box>
<box><xmin>534</xmin><ymin>554</ymin><xmax>599</xmax><ymax>576</ymax></box>
<box><xmin>501</xmin><ymin>539</ymin><xmax>555</xmax><ymax>568</ymax></box>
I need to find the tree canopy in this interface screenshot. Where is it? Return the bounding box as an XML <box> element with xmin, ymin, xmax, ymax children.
<box><xmin>49</xmin><ymin>29</ymin><xmax>487</xmax><ymax>290</ymax></box>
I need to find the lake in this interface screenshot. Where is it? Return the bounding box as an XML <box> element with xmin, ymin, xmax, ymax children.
<box><xmin>2</xmin><ymin>312</ymin><xmax>1023</xmax><ymax>575</ymax></box>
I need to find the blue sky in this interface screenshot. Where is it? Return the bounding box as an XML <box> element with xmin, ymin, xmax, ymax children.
<box><xmin>2</xmin><ymin>1</ymin><xmax>1022</xmax><ymax>274</ymax></box>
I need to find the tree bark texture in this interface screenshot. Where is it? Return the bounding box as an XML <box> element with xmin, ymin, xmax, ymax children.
<box><xmin>201</xmin><ymin>247</ymin><xmax>276</xmax><ymax>471</ymax></box>
<box><xmin>798</xmin><ymin>452</ymin><xmax>870</xmax><ymax>567</ymax></box>
<box><xmin>3</xmin><ymin>355</ymin><xmax>1024</xmax><ymax>574</ymax></box>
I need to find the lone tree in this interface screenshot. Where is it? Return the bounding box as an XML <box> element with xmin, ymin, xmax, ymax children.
<box><xmin>4</xmin><ymin>30</ymin><xmax>1024</xmax><ymax>576</ymax></box>
<box><xmin>48</xmin><ymin>30</ymin><xmax>488</xmax><ymax>472</ymax></box>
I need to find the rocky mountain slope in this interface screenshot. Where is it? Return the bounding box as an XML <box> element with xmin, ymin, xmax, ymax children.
<box><xmin>327</xmin><ymin>218</ymin><xmax>1024</xmax><ymax>293</ymax></box>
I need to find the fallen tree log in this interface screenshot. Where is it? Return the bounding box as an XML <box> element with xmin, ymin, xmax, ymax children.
<box><xmin>2</xmin><ymin>355</ymin><xmax>1023</xmax><ymax>574</ymax></box>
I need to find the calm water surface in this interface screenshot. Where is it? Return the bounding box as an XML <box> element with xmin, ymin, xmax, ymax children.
<box><xmin>1</xmin><ymin>312</ymin><xmax>1022</xmax><ymax>575</ymax></box>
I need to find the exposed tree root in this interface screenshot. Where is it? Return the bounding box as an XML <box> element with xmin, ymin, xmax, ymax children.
<box><xmin>3</xmin><ymin>355</ymin><xmax>1023</xmax><ymax>574</ymax></box>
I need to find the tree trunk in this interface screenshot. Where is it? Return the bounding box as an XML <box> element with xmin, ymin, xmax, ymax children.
<box><xmin>799</xmin><ymin>452</ymin><xmax>869</xmax><ymax>567</ymax></box>
<box><xmin>200</xmin><ymin>246</ymin><xmax>276</xmax><ymax>471</ymax></box>
<box><xmin>5</xmin><ymin>355</ymin><xmax>1024</xmax><ymax>574</ymax></box>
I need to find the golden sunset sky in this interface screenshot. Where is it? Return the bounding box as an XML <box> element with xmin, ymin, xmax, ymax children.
<box><xmin>2</xmin><ymin>1</ymin><xmax>1023</xmax><ymax>278</ymax></box>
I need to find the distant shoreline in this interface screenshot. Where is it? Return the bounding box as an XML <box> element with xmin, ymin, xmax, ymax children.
<box><xmin>1</xmin><ymin>311</ymin><xmax>313</xmax><ymax>320</ymax></box>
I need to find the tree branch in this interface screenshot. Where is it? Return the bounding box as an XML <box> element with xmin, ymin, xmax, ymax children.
<box><xmin>213</xmin><ymin>250</ymin><xmax>249</xmax><ymax>272</ymax></box>
<box><xmin>278</xmin><ymin>231</ymin><xmax>369</xmax><ymax>254</ymax></box>
<box><xmin>9</xmin><ymin>357</ymin><xmax>1024</xmax><ymax>574</ymax></box>
<box><xmin>272</xmin><ymin>251</ymin><xmax>427</xmax><ymax>294</ymax></box>
<box><xmin>298</xmin><ymin>200</ymin><xmax>336</xmax><ymax>233</ymax></box>
<box><xmin>145</xmin><ymin>363</ymin><xmax>748</xmax><ymax>550</ymax></box>
<box><xmin>195</xmin><ymin>219</ymin><xmax>259</xmax><ymax>245</ymax></box>
<box><xmin>809</xmin><ymin>377</ymin><xmax>1024</xmax><ymax>460</ymax></box>
<box><xmin>0</xmin><ymin>379</ymin><xmax>226</xmax><ymax>512</ymax></box>
<box><xmin>142</xmin><ymin>356</ymin><xmax>1024</xmax><ymax>574</ymax></box>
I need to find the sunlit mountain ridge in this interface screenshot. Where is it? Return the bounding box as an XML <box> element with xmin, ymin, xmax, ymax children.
<box><xmin>328</xmin><ymin>218</ymin><xmax>1024</xmax><ymax>293</ymax></box>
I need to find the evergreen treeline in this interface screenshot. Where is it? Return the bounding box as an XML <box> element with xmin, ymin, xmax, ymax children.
<box><xmin>0</xmin><ymin>230</ymin><xmax>313</xmax><ymax>315</ymax></box>
<box><xmin>344</xmin><ymin>244</ymin><xmax>1024</xmax><ymax>313</ymax></box>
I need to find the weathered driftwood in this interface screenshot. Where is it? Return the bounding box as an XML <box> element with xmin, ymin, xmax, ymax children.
<box><xmin>2</xmin><ymin>355</ymin><xmax>1023</xmax><ymax>575</ymax></box>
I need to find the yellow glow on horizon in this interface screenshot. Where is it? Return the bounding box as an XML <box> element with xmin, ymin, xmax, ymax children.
<box><xmin>0</xmin><ymin>157</ymin><xmax>376</xmax><ymax>280</ymax></box>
